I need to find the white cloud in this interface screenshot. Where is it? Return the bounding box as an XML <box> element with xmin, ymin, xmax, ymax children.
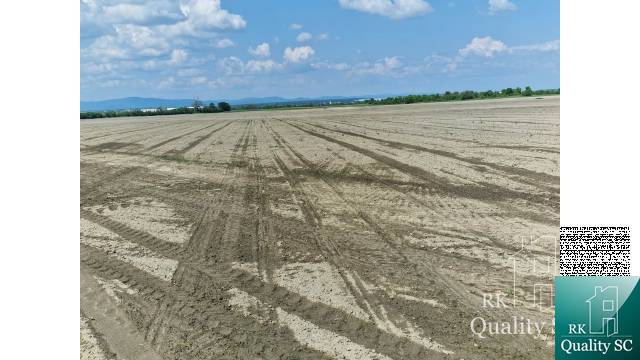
<box><xmin>283</xmin><ymin>46</ymin><xmax>315</xmax><ymax>63</ymax></box>
<box><xmin>82</xmin><ymin>0</ymin><xmax>180</xmax><ymax>29</ymax></box>
<box><xmin>511</xmin><ymin>39</ymin><xmax>559</xmax><ymax>52</ymax></box>
<box><xmin>83</xmin><ymin>35</ymin><xmax>128</xmax><ymax>60</ymax></box>
<box><xmin>102</xmin><ymin>4</ymin><xmax>153</xmax><ymax>23</ymax></box>
<box><xmin>142</xmin><ymin>60</ymin><xmax>159</xmax><ymax>70</ymax></box>
<box><xmin>349</xmin><ymin>56</ymin><xmax>402</xmax><ymax>75</ymax></box>
<box><xmin>213</xmin><ymin>38</ymin><xmax>235</xmax><ymax>48</ymax></box>
<box><xmin>248</xmin><ymin>42</ymin><xmax>271</xmax><ymax>57</ymax></box>
<box><xmin>339</xmin><ymin>0</ymin><xmax>432</xmax><ymax>19</ymax></box>
<box><xmin>82</xmin><ymin>0</ymin><xmax>245</xmax><ymax>65</ymax></box>
<box><xmin>311</xmin><ymin>61</ymin><xmax>350</xmax><ymax>71</ymax></box>
<box><xmin>158</xmin><ymin>76</ymin><xmax>176</xmax><ymax>89</ymax></box>
<box><xmin>177</xmin><ymin>68</ymin><xmax>203</xmax><ymax>77</ymax></box>
<box><xmin>296</xmin><ymin>32</ymin><xmax>313</xmax><ymax>42</ymax></box>
<box><xmin>488</xmin><ymin>0</ymin><xmax>517</xmax><ymax>14</ymax></box>
<box><xmin>178</xmin><ymin>0</ymin><xmax>246</xmax><ymax>30</ymax></box>
<box><xmin>290</xmin><ymin>23</ymin><xmax>303</xmax><ymax>30</ymax></box>
<box><xmin>316</xmin><ymin>33</ymin><xmax>329</xmax><ymax>40</ymax></box>
<box><xmin>217</xmin><ymin>56</ymin><xmax>282</xmax><ymax>74</ymax></box>
<box><xmin>459</xmin><ymin>36</ymin><xmax>508</xmax><ymax>57</ymax></box>
<box><xmin>170</xmin><ymin>49</ymin><xmax>189</xmax><ymax>64</ymax></box>
<box><xmin>116</xmin><ymin>24</ymin><xmax>169</xmax><ymax>52</ymax></box>
<box><xmin>245</xmin><ymin>59</ymin><xmax>282</xmax><ymax>73</ymax></box>
<box><xmin>191</xmin><ymin>76</ymin><xmax>208</xmax><ymax>85</ymax></box>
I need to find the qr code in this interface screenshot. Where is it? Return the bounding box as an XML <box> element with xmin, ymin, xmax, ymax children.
<box><xmin>560</xmin><ymin>227</ymin><xmax>630</xmax><ymax>276</ymax></box>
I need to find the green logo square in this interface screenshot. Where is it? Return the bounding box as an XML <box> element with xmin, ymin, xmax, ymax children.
<box><xmin>555</xmin><ymin>276</ymin><xmax>639</xmax><ymax>359</ymax></box>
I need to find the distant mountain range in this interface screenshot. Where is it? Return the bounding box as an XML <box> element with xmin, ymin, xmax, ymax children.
<box><xmin>80</xmin><ymin>95</ymin><xmax>394</xmax><ymax>112</ymax></box>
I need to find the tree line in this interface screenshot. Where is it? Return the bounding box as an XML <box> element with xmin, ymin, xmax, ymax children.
<box><xmin>81</xmin><ymin>87</ymin><xmax>559</xmax><ymax>118</ymax></box>
<box><xmin>364</xmin><ymin>87</ymin><xmax>559</xmax><ymax>105</ymax></box>
<box><xmin>80</xmin><ymin>101</ymin><xmax>231</xmax><ymax>119</ymax></box>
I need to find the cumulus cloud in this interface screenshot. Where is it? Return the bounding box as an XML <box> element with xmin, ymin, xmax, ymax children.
<box><xmin>217</xmin><ymin>56</ymin><xmax>282</xmax><ymax>74</ymax></box>
<box><xmin>248</xmin><ymin>42</ymin><xmax>271</xmax><ymax>57</ymax></box>
<box><xmin>459</xmin><ymin>36</ymin><xmax>508</xmax><ymax>57</ymax></box>
<box><xmin>83</xmin><ymin>23</ymin><xmax>173</xmax><ymax>60</ymax></box>
<box><xmin>458</xmin><ymin>37</ymin><xmax>558</xmax><ymax>59</ymax></box>
<box><xmin>177</xmin><ymin>0</ymin><xmax>246</xmax><ymax>31</ymax></box>
<box><xmin>191</xmin><ymin>76</ymin><xmax>208</xmax><ymax>85</ymax></box>
<box><xmin>339</xmin><ymin>0</ymin><xmax>432</xmax><ymax>19</ymax></box>
<box><xmin>283</xmin><ymin>46</ymin><xmax>315</xmax><ymax>63</ymax></box>
<box><xmin>289</xmin><ymin>23</ymin><xmax>303</xmax><ymax>30</ymax></box>
<box><xmin>311</xmin><ymin>61</ymin><xmax>350</xmax><ymax>71</ymax></box>
<box><xmin>245</xmin><ymin>59</ymin><xmax>282</xmax><ymax>73</ymax></box>
<box><xmin>177</xmin><ymin>68</ymin><xmax>203</xmax><ymax>77</ymax></box>
<box><xmin>169</xmin><ymin>49</ymin><xmax>189</xmax><ymax>64</ymax></box>
<box><xmin>488</xmin><ymin>0</ymin><xmax>517</xmax><ymax>14</ymax></box>
<box><xmin>349</xmin><ymin>56</ymin><xmax>402</xmax><ymax>76</ymax></box>
<box><xmin>316</xmin><ymin>33</ymin><xmax>329</xmax><ymax>40</ymax></box>
<box><xmin>102</xmin><ymin>4</ymin><xmax>154</xmax><ymax>23</ymax></box>
<box><xmin>81</xmin><ymin>0</ymin><xmax>180</xmax><ymax>30</ymax></box>
<box><xmin>213</xmin><ymin>38</ymin><xmax>235</xmax><ymax>48</ymax></box>
<box><xmin>82</xmin><ymin>0</ymin><xmax>246</xmax><ymax>65</ymax></box>
<box><xmin>511</xmin><ymin>39</ymin><xmax>559</xmax><ymax>52</ymax></box>
<box><xmin>296</xmin><ymin>32</ymin><xmax>313</xmax><ymax>42</ymax></box>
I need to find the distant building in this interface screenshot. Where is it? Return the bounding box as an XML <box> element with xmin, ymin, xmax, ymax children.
<box><xmin>140</xmin><ymin>108</ymin><xmax>159</xmax><ymax>113</ymax></box>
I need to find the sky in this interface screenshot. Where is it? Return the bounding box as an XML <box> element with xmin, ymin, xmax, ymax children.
<box><xmin>80</xmin><ymin>0</ymin><xmax>560</xmax><ymax>101</ymax></box>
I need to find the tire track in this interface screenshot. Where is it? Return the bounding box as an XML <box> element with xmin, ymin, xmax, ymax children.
<box><xmin>307</xmin><ymin>121</ymin><xmax>559</xmax><ymax>187</ymax></box>
<box><xmin>80</xmin><ymin>213</ymin><xmax>447</xmax><ymax>359</ymax></box>
<box><xmin>81</xmin><ymin>166</ymin><xmax>142</xmax><ymax>202</ymax></box>
<box><xmin>268</xmin><ymin>119</ymin><xmax>550</xmax><ymax>356</ymax></box>
<box><xmin>144</xmin><ymin>121</ymin><xmax>222</xmax><ymax>152</ymax></box>
<box><xmin>283</xmin><ymin>120</ymin><xmax>558</xmax><ymax>208</ymax></box>
<box><xmin>181</xmin><ymin>120</ymin><xmax>251</xmax><ymax>264</ymax></box>
<box><xmin>246</xmin><ymin>121</ymin><xmax>280</xmax><ymax>282</ymax></box>
<box><xmin>163</xmin><ymin>121</ymin><xmax>232</xmax><ymax>159</ymax></box>
<box><xmin>84</xmin><ymin>121</ymin><xmax>178</xmax><ymax>141</ymax></box>
<box><xmin>80</xmin><ymin>244</ymin><xmax>332</xmax><ymax>360</ymax></box>
<box><xmin>262</xmin><ymin>120</ymin><xmax>461</xmax><ymax>356</ymax></box>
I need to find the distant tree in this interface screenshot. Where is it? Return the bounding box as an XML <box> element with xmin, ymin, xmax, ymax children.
<box><xmin>192</xmin><ymin>99</ymin><xmax>204</xmax><ymax>109</ymax></box>
<box><xmin>515</xmin><ymin>87</ymin><xmax>522</xmax><ymax>95</ymax></box>
<box><xmin>461</xmin><ymin>90</ymin><xmax>475</xmax><ymax>100</ymax></box>
<box><xmin>218</xmin><ymin>101</ymin><xmax>231</xmax><ymax>111</ymax></box>
<box><xmin>523</xmin><ymin>86</ymin><xmax>533</xmax><ymax>96</ymax></box>
<box><xmin>502</xmin><ymin>88</ymin><xmax>514</xmax><ymax>96</ymax></box>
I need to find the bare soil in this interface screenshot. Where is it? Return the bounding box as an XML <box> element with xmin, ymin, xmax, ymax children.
<box><xmin>80</xmin><ymin>97</ymin><xmax>559</xmax><ymax>359</ymax></box>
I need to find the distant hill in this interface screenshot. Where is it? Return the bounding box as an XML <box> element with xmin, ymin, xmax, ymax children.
<box><xmin>80</xmin><ymin>97</ymin><xmax>196</xmax><ymax>112</ymax></box>
<box><xmin>80</xmin><ymin>95</ymin><xmax>392</xmax><ymax>112</ymax></box>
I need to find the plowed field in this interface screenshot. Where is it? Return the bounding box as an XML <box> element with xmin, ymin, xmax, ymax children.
<box><xmin>80</xmin><ymin>97</ymin><xmax>559</xmax><ymax>360</ymax></box>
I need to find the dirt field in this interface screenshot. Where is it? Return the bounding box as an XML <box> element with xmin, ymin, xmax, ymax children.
<box><xmin>80</xmin><ymin>97</ymin><xmax>559</xmax><ymax>359</ymax></box>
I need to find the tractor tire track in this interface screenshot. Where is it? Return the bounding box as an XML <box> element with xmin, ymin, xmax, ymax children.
<box><xmin>284</xmin><ymin>120</ymin><xmax>557</xmax><ymax>208</ymax></box>
<box><xmin>144</xmin><ymin>121</ymin><xmax>221</xmax><ymax>153</ymax></box>
<box><xmin>163</xmin><ymin>121</ymin><xmax>232</xmax><ymax>159</ymax></box>
<box><xmin>306</xmin><ymin>121</ymin><xmax>559</xmax><ymax>188</ymax></box>
<box><xmin>80</xmin><ymin>244</ymin><xmax>333</xmax><ymax>360</ymax></box>
<box><xmin>80</xmin><ymin>212</ymin><xmax>447</xmax><ymax>359</ymax></box>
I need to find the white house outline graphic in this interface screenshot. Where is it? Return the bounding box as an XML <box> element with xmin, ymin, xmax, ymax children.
<box><xmin>586</xmin><ymin>286</ymin><xmax>619</xmax><ymax>337</ymax></box>
<box><xmin>510</xmin><ymin>235</ymin><xmax>558</xmax><ymax>310</ymax></box>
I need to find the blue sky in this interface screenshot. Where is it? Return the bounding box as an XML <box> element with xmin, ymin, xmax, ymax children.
<box><xmin>80</xmin><ymin>0</ymin><xmax>559</xmax><ymax>100</ymax></box>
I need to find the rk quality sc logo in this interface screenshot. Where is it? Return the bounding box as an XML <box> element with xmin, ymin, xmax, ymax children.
<box><xmin>555</xmin><ymin>277</ymin><xmax>639</xmax><ymax>359</ymax></box>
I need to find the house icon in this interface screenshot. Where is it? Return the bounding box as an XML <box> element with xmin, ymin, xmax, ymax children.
<box><xmin>510</xmin><ymin>235</ymin><xmax>558</xmax><ymax>309</ymax></box>
<box><xmin>586</xmin><ymin>286</ymin><xmax>619</xmax><ymax>337</ymax></box>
